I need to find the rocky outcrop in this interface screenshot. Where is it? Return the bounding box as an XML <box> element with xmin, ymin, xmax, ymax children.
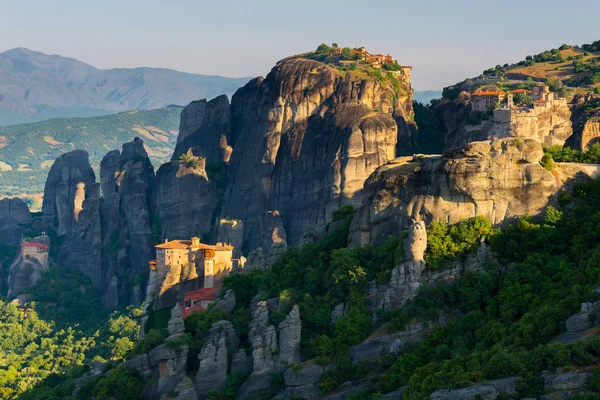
<box><xmin>100</xmin><ymin>137</ymin><xmax>156</xmax><ymax>307</ymax></box>
<box><xmin>41</xmin><ymin>150</ymin><xmax>103</xmax><ymax>287</ymax></box>
<box><xmin>172</xmin><ymin>56</ymin><xmax>414</xmax><ymax>252</ymax></box>
<box><xmin>195</xmin><ymin>320</ymin><xmax>239</xmax><ymax>399</ymax></box>
<box><xmin>238</xmin><ymin>301</ymin><xmax>302</xmax><ymax>399</ymax></box>
<box><xmin>129</xmin><ymin>304</ymin><xmax>193</xmax><ymax>400</ymax></box>
<box><xmin>154</xmin><ymin>149</ymin><xmax>217</xmax><ymax>241</ymax></box>
<box><xmin>275</xmin><ymin>363</ymin><xmax>323</xmax><ymax>399</ymax></box>
<box><xmin>350</xmin><ymin>320</ymin><xmax>436</xmax><ymax>365</ymax></box>
<box><xmin>369</xmin><ymin>242</ymin><xmax>492</xmax><ymax>313</ymax></box>
<box><xmin>0</xmin><ymin>198</ymin><xmax>31</xmax><ymax>228</ymax></box>
<box><xmin>431</xmin><ymin>377</ymin><xmax>518</xmax><ymax>400</ymax></box>
<box><xmin>7</xmin><ymin>234</ymin><xmax>50</xmax><ymax>298</ymax></box>
<box><xmin>42</xmin><ymin>150</ymin><xmax>96</xmax><ymax>236</ymax></box>
<box><xmin>173</xmin><ymin>95</ymin><xmax>232</xmax><ymax>163</ymax></box>
<box><xmin>404</xmin><ymin>220</ymin><xmax>426</xmax><ymax>262</ymax></box>
<box><xmin>579</xmin><ymin>115</ymin><xmax>600</xmax><ymax>151</ymax></box>
<box><xmin>350</xmin><ymin>138</ymin><xmax>600</xmax><ymax>247</ymax></box>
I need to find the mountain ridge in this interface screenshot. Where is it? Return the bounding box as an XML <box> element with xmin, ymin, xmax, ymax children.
<box><xmin>0</xmin><ymin>47</ymin><xmax>251</xmax><ymax>125</ymax></box>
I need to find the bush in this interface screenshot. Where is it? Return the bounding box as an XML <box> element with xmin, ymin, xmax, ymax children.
<box><xmin>540</xmin><ymin>153</ymin><xmax>554</xmax><ymax>171</ymax></box>
<box><xmin>425</xmin><ymin>216</ymin><xmax>494</xmax><ymax>269</ymax></box>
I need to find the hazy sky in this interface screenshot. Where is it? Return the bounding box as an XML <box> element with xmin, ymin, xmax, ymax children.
<box><xmin>1</xmin><ymin>0</ymin><xmax>599</xmax><ymax>90</ymax></box>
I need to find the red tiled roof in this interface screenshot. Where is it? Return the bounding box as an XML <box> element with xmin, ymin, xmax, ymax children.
<box><xmin>21</xmin><ymin>242</ymin><xmax>49</xmax><ymax>249</ymax></box>
<box><xmin>183</xmin><ymin>286</ymin><xmax>221</xmax><ymax>302</ymax></box>
<box><xmin>511</xmin><ymin>89</ymin><xmax>530</xmax><ymax>94</ymax></box>
<box><xmin>472</xmin><ymin>91</ymin><xmax>506</xmax><ymax>96</ymax></box>
<box><xmin>156</xmin><ymin>240</ymin><xmax>233</xmax><ymax>251</ymax></box>
<box><xmin>180</xmin><ymin>303</ymin><xmax>206</xmax><ymax>318</ymax></box>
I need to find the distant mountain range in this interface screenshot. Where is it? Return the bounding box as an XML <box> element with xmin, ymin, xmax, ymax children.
<box><xmin>0</xmin><ymin>107</ymin><xmax>182</xmax><ymax>208</ymax></box>
<box><xmin>0</xmin><ymin>48</ymin><xmax>251</xmax><ymax>125</ymax></box>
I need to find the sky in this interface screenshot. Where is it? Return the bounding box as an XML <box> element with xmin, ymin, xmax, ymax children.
<box><xmin>1</xmin><ymin>0</ymin><xmax>599</xmax><ymax>91</ymax></box>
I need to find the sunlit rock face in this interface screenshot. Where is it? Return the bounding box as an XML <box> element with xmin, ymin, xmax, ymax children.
<box><xmin>172</xmin><ymin>56</ymin><xmax>414</xmax><ymax>251</ymax></box>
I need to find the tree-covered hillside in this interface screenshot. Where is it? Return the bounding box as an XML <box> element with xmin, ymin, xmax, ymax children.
<box><xmin>0</xmin><ymin>107</ymin><xmax>182</xmax><ymax>207</ymax></box>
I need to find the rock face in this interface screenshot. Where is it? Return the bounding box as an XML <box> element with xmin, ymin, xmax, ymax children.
<box><xmin>404</xmin><ymin>220</ymin><xmax>427</xmax><ymax>262</ymax></box>
<box><xmin>350</xmin><ymin>138</ymin><xmax>600</xmax><ymax>247</ymax></box>
<box><xmin>565</xmin><ymin>301</ymin><xmax>600</xmax><ymax>332</ymax></box>
<box><xmin>369</xmin><ymin>239</ymin><xmax>492</xmax><ymax>314</ymax></box>
<box><xmin>100</xmin><ymin>138</ymin><xmax>156</xmax><ymax>307</ymax></box>
<box><xmin>42</xmin><ymin>150</ymin><xmax>97</xmax><ymax>236</ymax></box>
<box><xmin>237</xmin><ymin>301</ymin><xmax>302</xmax><ymax>399</ymax></box>
<box><xmin>579</xmin><ymin>115</ymin><xmax>600</xmax><ymax>151</ymax></box>
<box><xmin>195</xmin><ymin>320</ymin><xmax>239</xmax><ymax>399</ymax></box>
<box><xmin>127</xmin><ymin>304</ymin><xmax>194</xmax><ymax>400</ymax></box>
<box><xmin>154</xmin><ymin>149</ymin><xmax>217</xmax><ymax>241</ymax></box>
<box><xmin>0</xmin><ymin>198</ymin><xmax>31</xmax><ymax>227</ymax></box>
<box><xmin>7</xmin><ymin>234</ymin><xmax>50</xmax><ymax>298</ymax></box>
<box><xmin>42</xmin><ymin>150</ymin><xmax>103</xmax><ymax>287</ymax></box>
<box><xmin>171</xmin><ymin>56</ymin><xmax>414</xmax><ymax>252</ymax></box>
<box><xmin>173</xmin><ymin>95</ymin><xmax>232</xmax><ymax>163</ymax></box>
<box><xmin>431</xmin><ymin>377</ymin><xmax>518</xmax><ymax>400</ymax></box>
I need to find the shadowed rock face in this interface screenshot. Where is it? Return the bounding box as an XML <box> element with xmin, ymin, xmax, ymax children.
<box><xmin>0</xmin><ymin>198</ymin><xmax>31</xmax><ymax>227</ymax></box>
<box><xmin>42</xmin><ymin>150</ymin><xmax>96</xmax><ymax>236</ymax></box>
<box><xmin>99</xmin><ymin>137</ymin><xmax>156</xmax><ymax>307</ymax></box>
<box><xmin>349</xmin><ymin>138</ymin><xmax>599</xmax><ymax>247</ymax></box>
<box><xmin>154</xmin><ymin>150</ymin><xmax>217</xmax><ymax>240</ymax></box>
<box><xmin>172</xmin><ymin>57</ymin><xmax>414</xmax><ymax>249</ymax></box>
<box><xmin>173</xmin><ymin>95</ymin><xmax>232</xmax><ymax>163</ymax></box>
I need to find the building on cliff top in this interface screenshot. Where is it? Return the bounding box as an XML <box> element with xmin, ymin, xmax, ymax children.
<box><xmin>146</xmin><ymin>237</ymin><xmax>242</xmax><ymax>317</ymax></box>
<box><xmin>154</xmin><ymin>237</ymin><xmax>236</xmax><ymax>289</ymax></box>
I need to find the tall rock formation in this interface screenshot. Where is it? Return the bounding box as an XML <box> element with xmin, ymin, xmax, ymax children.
<box><xmin>170</xmin><ymin>56</ymin><xmax>414</xmax><ymax>253</ymax></box>
<box><xmin>154</xmin><ymin>148</ymin><xmax>217</xmax><ymax>241</ymax></box>
<box><xmin>0</xmin><ymin>198</ymin><xmax>31</xmax><ymax>246</ymax></box>
<box><xmin>349</xmin><ymin>138</ymin><xmax>600</xmax><ymax>247</ymax></box>
<box><xmin>42</xmin><ymin>150</ymin><xmax>103</xmax><ymax>287</ymax></box>
<box><xmin>7</xmin><ymin>234</ymin><xmax>50</xmax><ymax>298</ymax></box>
<box><xmin>42</xmin><ymin>150</ymin><xmax>97</xmax><ymax>236</ymax></box>
<box><xmin>173</xmin><ymin>95</ymin><xmax>233</xmax><ymax>163</ymax></box>
<box><xmin>100</xmin><ymin>137</ymin><xmax>156</xmax><ymax>307</ymax></box>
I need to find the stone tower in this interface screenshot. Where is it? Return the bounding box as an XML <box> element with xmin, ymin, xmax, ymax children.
<box><xmin>203</xmin><ymin>249</ymin><xmax>215</xmax><ymax>288</ymax></box>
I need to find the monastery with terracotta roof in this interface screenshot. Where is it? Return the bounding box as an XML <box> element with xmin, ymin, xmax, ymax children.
<box><xmin>144</xmin><ymin>236</ymin><xmax>244</xmax><ymax>319</ymax></box>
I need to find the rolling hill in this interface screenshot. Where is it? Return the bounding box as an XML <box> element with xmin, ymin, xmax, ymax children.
<box><xmin>0</xmin><ymin>107</ymin><xmax>182</xmax><ymax>208</ymax></box>
<box><xmin>0</xmin><ymin>47</ymin><xmax>251</xmax><ymax>125</ymax></box>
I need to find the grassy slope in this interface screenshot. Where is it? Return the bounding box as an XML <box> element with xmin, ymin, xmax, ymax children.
<box><xmin>0</xmin><ymin>108</ymin><xmax>181</xmax><ymax>206</ymax></box>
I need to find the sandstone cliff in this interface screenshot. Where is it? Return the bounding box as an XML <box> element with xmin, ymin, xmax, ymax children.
<box><xmin>349</xmin><ymin>138</ymin><xmax>600</xmax><ymax>247</ymax></box>
<box><xmin>171</xmin><ymin>56</ymin><xmax>414</xmax><ymax>254</ymax></box>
